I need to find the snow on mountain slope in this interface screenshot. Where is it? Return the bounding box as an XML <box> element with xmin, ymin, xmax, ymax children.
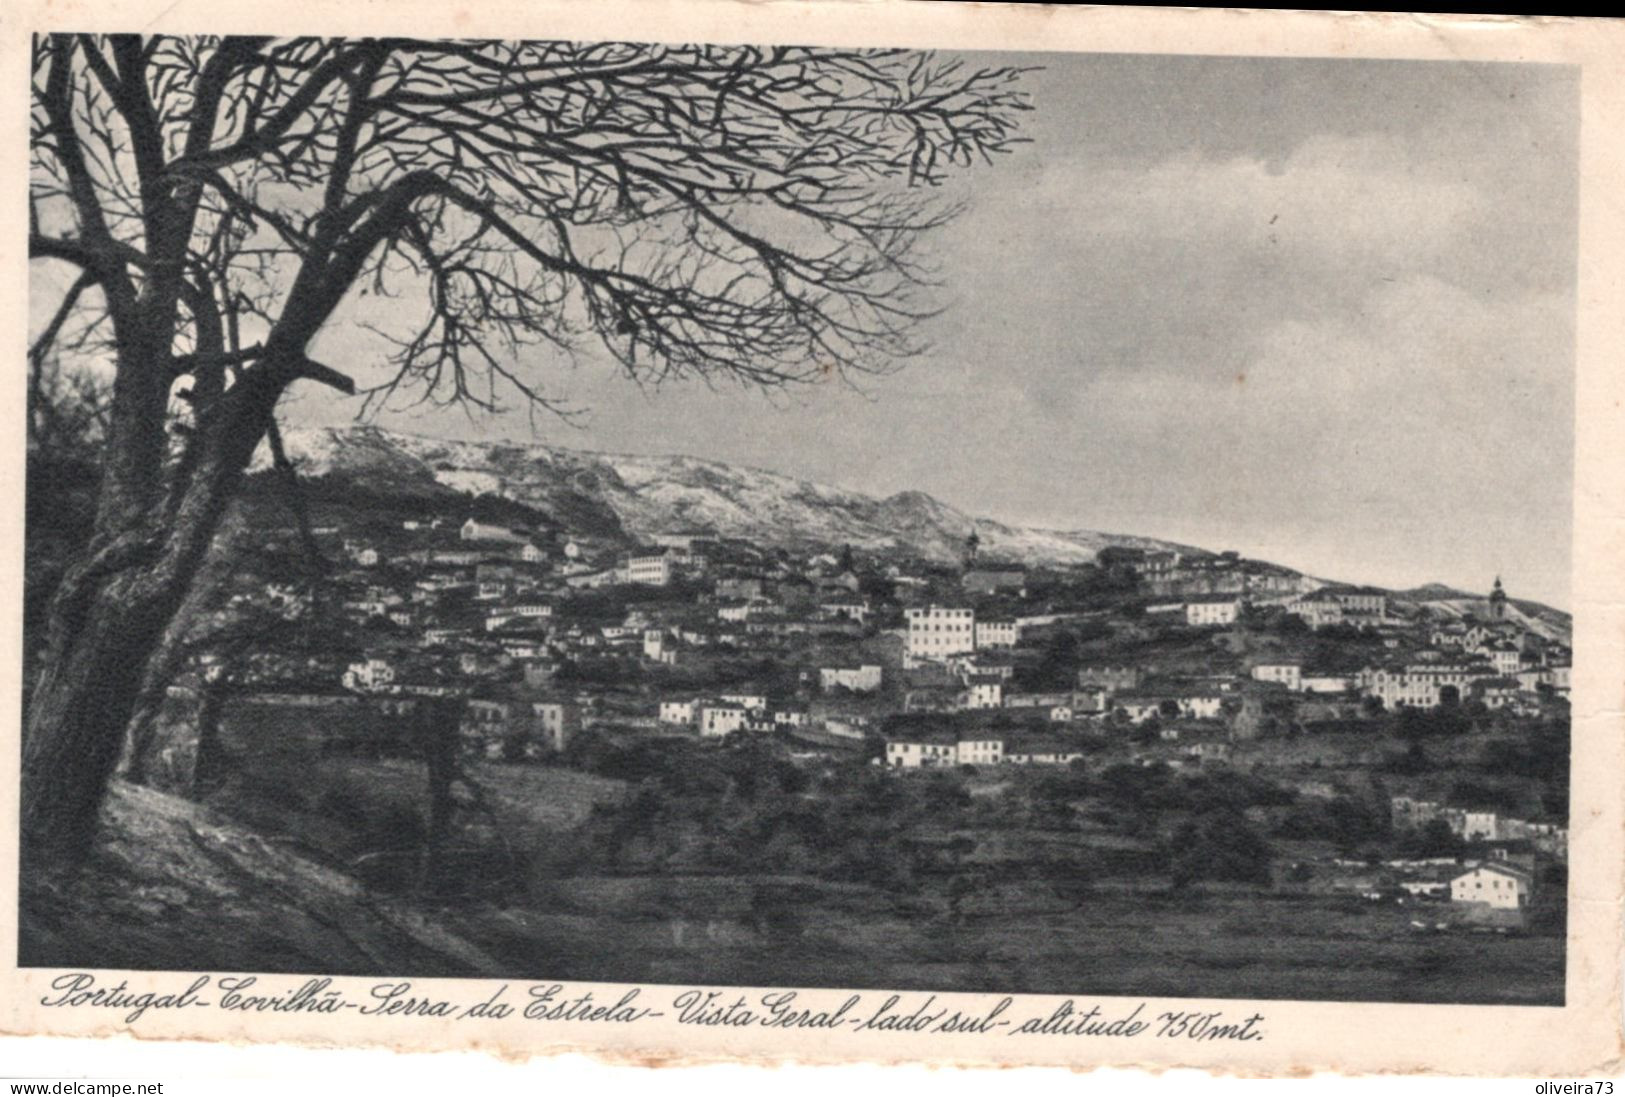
<box><xmin>258</xmin><ymin>426</ymin><xmax>1195</xmax><ymax>564</ymax></box>
<box><xmin>1415</xmin><ymin>597</ymin><xmax>1571</xmax><ymax>644</ymax></box>
<box><xmin>433</xmin><ymin>468</ymin><xmax>503</xmax><ymax>496</ymax></box>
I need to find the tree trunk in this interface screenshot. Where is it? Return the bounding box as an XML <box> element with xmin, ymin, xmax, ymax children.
<box><xmin>22</xmin><ymin>371</ymin><xmax>281</xmax><ymax>870</ymax></box>
<box><xmin>21</xmin><ymin>563</ymin><xmax>187</xmax><ymax>869</ymax></box>
<box><xmin>121</xmin><ymin>509</ymin><xmax>250</xmax><ymax>787</ymax></box>
<box><xmin>416</xmin><ymin>697</ymin><xmax>464</xmax><ymax>896</ymax></box>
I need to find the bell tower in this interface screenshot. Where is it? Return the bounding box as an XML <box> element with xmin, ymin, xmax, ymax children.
<box><xmin>1488</xmin><ymin>575</ymin><xmax>1508</xmax><ymax>621</ymax></box>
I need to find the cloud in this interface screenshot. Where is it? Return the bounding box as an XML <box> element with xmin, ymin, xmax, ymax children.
<box><xmin>1049</xmin><ymin>133</ymin><xmax>1492</xmax><ymax>272</ymax></box>
<box><xmin>1050</xmin><ymin>273</ymin><xmax>1573</xmax><ymax>605</ymax></box>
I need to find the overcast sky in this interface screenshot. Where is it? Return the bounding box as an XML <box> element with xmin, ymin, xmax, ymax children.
<box><xmin>279</xmin><ymin>53</ymin><xmax>1577</xmax><ymax>609</ymax></box>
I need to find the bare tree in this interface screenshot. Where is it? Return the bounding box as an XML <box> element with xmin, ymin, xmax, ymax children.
<box><xmin>24</xmin><ymin>35</ymin><xmax>1031</xmax><ymax>864</ymax></box>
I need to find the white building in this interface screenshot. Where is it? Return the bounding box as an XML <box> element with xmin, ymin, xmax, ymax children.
<box><xmin>960</xmin><ymin>678</ymin><xmax>1004</xmax><ymax>710</ymax></box>
<box><xmin>1176</xmin><ymin>694</ymin><xmax>1224</xmax><ymax>720</ymax></box>
<box><xmin>643</xmin><ymin>629</ymin><xmax>675</xmax><ymax>662</ymax></box>
<box><xmin>1450</xmin><ymin>863</ymin><xmax>1533</xmax><ymax>910</ymax></box>
<box><xmin>659</xmin><ymin>699</ymin><xmax>698</xmax><ymax>726</ymax></box>
<box><xmin>1251</xmin><ymin>663</ymin><xmax>1302</xmax><ymax>691</ymax></box>
<box><xmin>1481</xmin><ymin>644</ymin><xmax>1523</xmax><ymax>676</ymax></box>
<box><xmin>1185</xmin><ymin>597</ymin><xmax>1243</xmax><ymax>628</ymax></box>
<box><xmin>905</xmin><ymin>606</ymin><xmax>976</xmax><ymax>666</ymax></box>
<box><xmin>529</xmin><ymin>701</ymin><xmax>575</xmax><ymax>752</ymax></box>
<box><xmin>974</xmin><ymin>619</ymin><xmax>1019</xmax><ymax>650</ymax></box>
<box><xmin>461</xmin><ymin>518</ymin><xmax>526</xmax><ymax>545</ymax></box>
<box><xmin>820</xmin><ymin>665</ymin><xmax>883</xmax><ymax>693</ymax></box>
<box><xmin>1287</xmin><ymin>596</ymin><xmax>1344</xmax><ymax>630</ymax></box>
<box><xmin>625</xmin><ymin>552</ymin><xmax>673</xmax><ymax>587</ymax></box>
<box><xmin>700</xmin><ymin>705</ymin><xmax>750</xmax><ymax>737</ymax></box>
<box><xmin>720</xmin><ymin>692</ymin><xmax>767</xmax><ymax>713</ymax></box>
<box><xmin>342</xmin><ymin>657</ymin><xmax>395</xmax><ymax>692</ymax></box>
<box><xmin>882</xmin><ymin>736</ymin><xmax>1017</xmax><ymax>768</ymax></box>
<box><xmin>885</xmin><ymin>740</ymin><xmax>959</xmax><ymax>768</ymax></box>
<box><xmin>1301</xmin><ymin>674</ymin><xmax>1355</xmax><ymax>694</ymax></box>
<box><xmin>957</xmin><ymin>737</ymin><xmax>1004</xmax><ymax>765</ymax></box>
<box><xmin>1463</xmin><ymin>811</ymin><xmax>1498</xmax><ymax>841</ymax></box>
<box><xmin>1367</xmin><ymin>662</ymin><xmax>1497</xmax><ymax>709</ymax></box>
<box><xmin>1324</xmin><ymin>587</ymin><xmax>1387</xmax><ymax>618</ymax></box>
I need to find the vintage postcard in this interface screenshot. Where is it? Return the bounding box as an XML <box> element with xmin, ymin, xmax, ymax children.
<box><xmin>3</xmin><ymin>0</ymin><xmax>1623</xmax><ymax>1077</ymax></box>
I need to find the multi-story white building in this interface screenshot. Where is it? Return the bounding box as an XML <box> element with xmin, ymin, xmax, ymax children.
<box><xmin>974</xmin><ymin>619</ymin><xmax>1019</xmax><ymax>649</ymax></box>
<box><xmin>700</xmin><ymin>704</ymin><xmax>750</xmax><ymax>737</ymax></box>
<box><xmin>905</xmin><ymin>606</ymin><xmax>976</xmax><ymax>666</ymax></box>
<box><xmin>642</xmin><ymin>629</ymin><xmax>676</xmax><ymax>663</ymax></box>
<box><xmin>528</xmin><ymin>701</ymin><xmax>577</xmax><ymax>752</ymax></box>
<box><xmin>659</xmin><ymin>699</ymin><xmax>698</xmax><ymax>726</ymax></box>
<box><xmin>1462</xmin><ymin>811</ymin><xmax>1498</xmax><ymax>841</ymax></box>
<box><xmin>956</xmin><ymin>737</ymin><xmax>1005</xmax><ymax>765</ymax></box>
<box><xmin>1367</xmin><ymin>661</ymin><xmax>1497</xmax><ymax>709</ymax></box>
<box><xmin>1482</xmin><ymin>644</ymin><xmax>1523</xmax><ymax>676</ymax></box>
<box><xmin>1450</xmin><ymin>863</ymin><xmax>1532</xmax><ymax>910</ymax></box>
<box><xmin>625</xmin><ymin>552</ymin><xmax>672</xmax><ymax>587</ymax></box>
<box><xmin>960</xmin><ymin>677</ymin><xmax>1004</xmax><ymax>710</ymax></box>
<box><xmin>1322</xmin><ymin>587</ymin><xmax>1387</xmax><ymax>619</ymax></box>
<box><xmin>1287</xmin><ymin>596</ymin><xmax>1344</xmax><ymax>630</ymax></box>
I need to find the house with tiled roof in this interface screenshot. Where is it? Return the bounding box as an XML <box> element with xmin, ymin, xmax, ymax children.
<box><xmin>1450</xmin><ymin>862</ymin><xmax>1534</xmax><ymax>911</ymax></box>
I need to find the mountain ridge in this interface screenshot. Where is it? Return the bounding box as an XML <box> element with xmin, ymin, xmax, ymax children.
<box><xmin>256</xmin><ymin>425</ymin><xmax>1205</xmax><ymax>566</ymax></box>
<box><xmin>253</xmin><ymin>425</ymin><xmax>1571</xmax><ymax>632</ymax></box>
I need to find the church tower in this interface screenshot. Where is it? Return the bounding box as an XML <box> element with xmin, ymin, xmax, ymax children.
<box><xmin>1488</xmin><ymin>575</ymin><xmax>1508</xmax><ymax>621</ymax></box>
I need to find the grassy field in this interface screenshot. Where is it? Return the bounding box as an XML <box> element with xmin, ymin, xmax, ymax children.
<box><xmin>186</xmin><ymin>755</ymin><xmax>1561</xmax><ymax>1006</ymax></box>
<box><xmin>443</xmin><ymin>874</ymin><xmax>1562</xmax><ymax>1006</ymax></box>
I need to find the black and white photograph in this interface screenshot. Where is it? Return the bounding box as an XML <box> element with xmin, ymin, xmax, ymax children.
<box><xmin>14</xmin><ymin>5</ymin><xmax>1608</xmax><ymax>1063</ymax></box>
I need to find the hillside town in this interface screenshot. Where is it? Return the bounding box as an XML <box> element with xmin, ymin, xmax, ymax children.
<box><xmin>145</xmin><ymin>483</ymin><xmax>1573</xmax><ymax>938</ymax></box>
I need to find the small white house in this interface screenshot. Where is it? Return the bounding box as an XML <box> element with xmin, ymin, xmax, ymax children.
<box><xmin>1251</xmin><ymin>663</ymin><xmax>1302</xmax><ymax>691</ymax></box>
<box><xmin>820</xmin><ymin>665</ymin><xmax>883</xmax><ymax>693</ymax></box>
<box><xmin>1176</xmin><ymin>694</ymin><xmax>1224</xmax><ymax>720</ymax></box>
<box><xmin>1185</xmin><ymin>597</ymin><xmax>1243</xmax><ymax>628</ymax></box>
<box><xmin>885</xmin><ymin>740</ymin><xmax>957</xmax><ymax>768</ymax></box>
<box><xmin>1450</xmin><ymin>862</ymin><xmax>1533</xmax><ymax>910</ymax></box>
<box><xmin>700</xmin><ymin>705</ymin><xmax>750</xmax><ymax>737</ymax></box>
<box><xmin>956</xmin><ymin>737</ymin><xmax>1005</xmax><ymax>765</ymax></box>
<box><xmin>343</xmin><ymin>657</ymin><xmax>395</xmax><ymax>692</ymax></box>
